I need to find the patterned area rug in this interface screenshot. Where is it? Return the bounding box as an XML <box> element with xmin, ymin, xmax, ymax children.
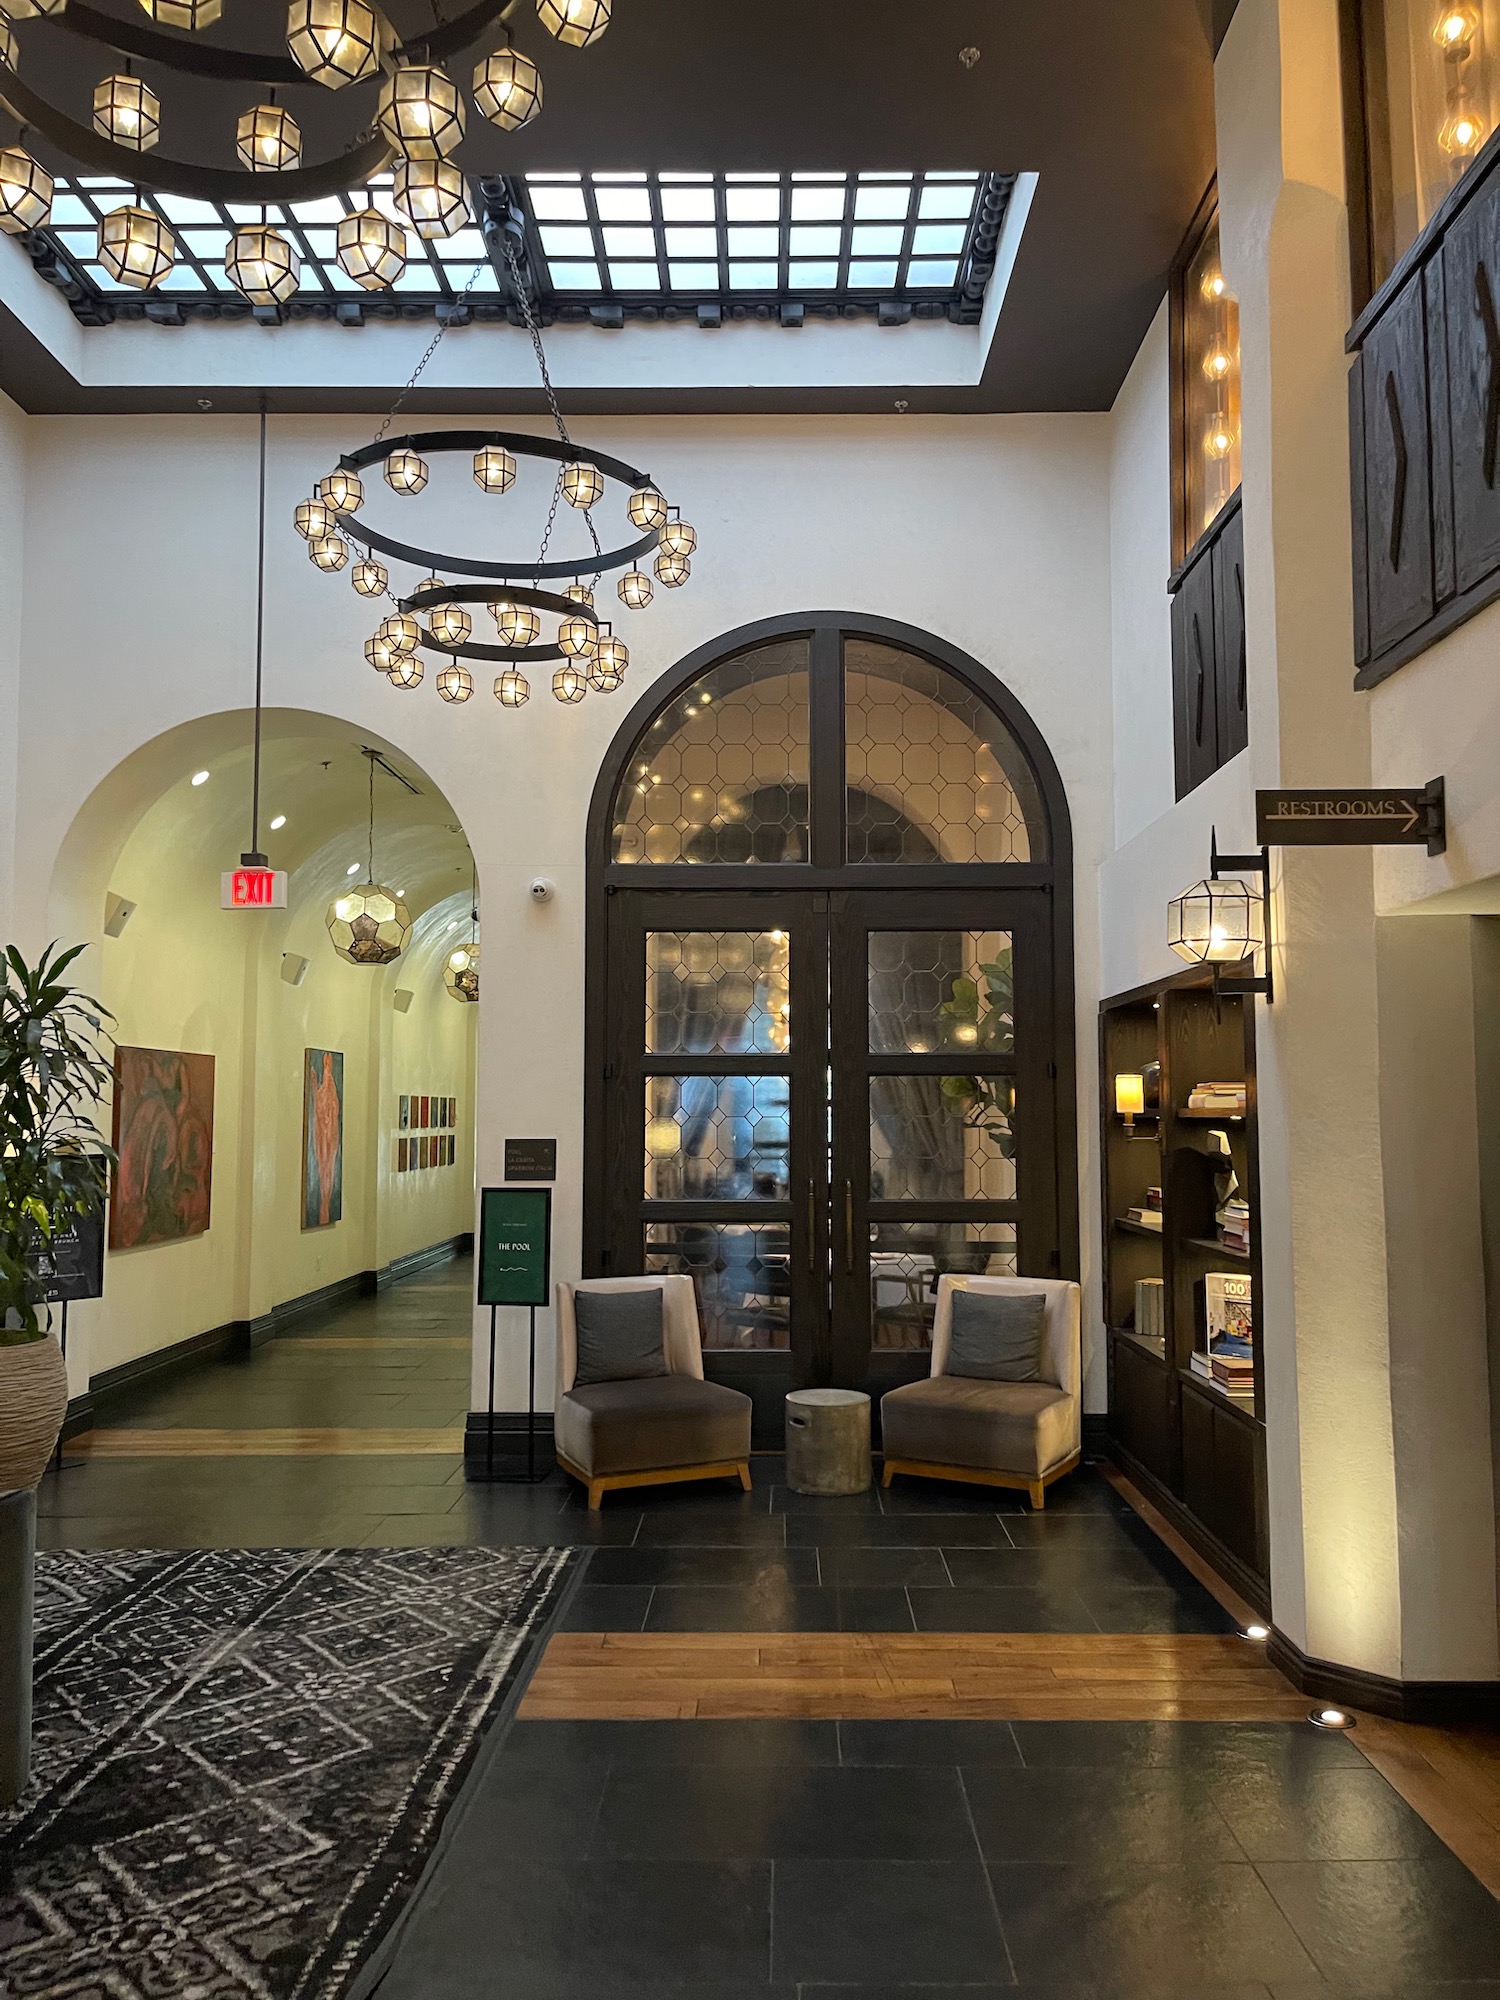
<box><xmin>0</xmin><ymin>1545</ymin><xmax>576</xmax><ymax>2000</ymax></box>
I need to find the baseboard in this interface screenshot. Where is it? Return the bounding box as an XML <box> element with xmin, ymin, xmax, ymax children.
<box><xmin>1265</xmin><ymin>1630</ymin><xmax>1500</xmax><ymax>1725</ymax></box>
<box><xmin>464</xmin><ymin>1410</ymin><xmax>557</xmax><ymax>1481</ymax></box>
<box><xmin>1095</xmin><ymin>1435</ymin><xmax>1272</xmax><ymax>1619</ymax></box>
<box><xmin>81</xmin><ymin>1236</ymin><xmax>476</xmax><ymax>1430</ymax></box>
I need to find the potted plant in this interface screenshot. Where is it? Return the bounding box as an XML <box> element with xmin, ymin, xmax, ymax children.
<box><xmin>0</xmin><ymin>943</ymin><xmax>114</xmax><ymax>1492</ymax></box>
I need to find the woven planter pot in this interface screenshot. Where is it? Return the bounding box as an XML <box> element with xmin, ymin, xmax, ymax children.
<box><xmin>0</xmin><ymin>1334</ymin><xmax>68</xmax><ymax>1494</ymax></box>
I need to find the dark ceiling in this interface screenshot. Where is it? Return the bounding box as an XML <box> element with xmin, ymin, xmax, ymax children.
<box><xmin>0</xmin><ymin>0</ymin><xmax>1236</xmax><ymax>416</ymax></box>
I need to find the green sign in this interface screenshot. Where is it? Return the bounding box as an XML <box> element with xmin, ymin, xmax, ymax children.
<box><xmin>477</xmin><ymin>1187</ymin><xmax>552</xmax><ymax>1307</ymax></box>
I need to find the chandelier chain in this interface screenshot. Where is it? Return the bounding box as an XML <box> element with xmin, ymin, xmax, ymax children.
<box><xmin>367</xmin><ymin>749</ymin><xmax>376</xmax><ymax>882</ymax></box>
<box><xmin>371</xmin><ymin>254</ymin><xmax>489</xmax><ymax>451</ymax></box>
<box><xmin>502</xmin><ymin>235</ymin><xmax>606</xmax><ymax>582</ymax></box>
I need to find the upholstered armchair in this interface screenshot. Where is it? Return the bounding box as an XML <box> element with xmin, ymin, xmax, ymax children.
<box><xmin>880</xmin><ymin>1275</ymin><xmax>1082</xmax><ymax>1508</ymax></box>
<box><xmin>554</xmin><ymin>1275</ymin><xmax>753</xmax><ymax>1510</ymax></box>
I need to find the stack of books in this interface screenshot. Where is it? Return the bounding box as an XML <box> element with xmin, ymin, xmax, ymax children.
<box><xmin>1134</xmin><ymin>1276</ymin><xmax>1164</xmax><ymax>1345</ymax></box>
<box><xmin>1191</xmin><ymin>1270</ymin><xmax>1255</xmax><ymax>1402</ymax></box>
<box><xmin>1217</xmin><ymin>1197</ymin><xmax>1251</xmax><ymax>1254</ymax></box>
<box><xmin>1187</xmin><ymin>1080</ymin><xmax>1247</xmax><ymax>1115</ymax></box>
<box><xmin>1189</xmin><ymin>1334</ymin><xmax>1255</xmax><ymax>1401</ymax></box>
<box><xmin>1125</xmin><ymin>1186</ymin><xmax>1163</xmax><ymax>1232</ymax></box>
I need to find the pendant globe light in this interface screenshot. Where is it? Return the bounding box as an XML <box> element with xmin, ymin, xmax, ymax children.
<box><xmin>444</xmin><ymin>864</ymin><xmax>481</xmax><ymax>1000</ymax></box>
<box><xmin>237</xmin><ymin>100</ymin><xmax>302</xmax><ymax>173</ymax></box>
<box><xmin>537</xmin><ymin>0</ymin><xmax>611</xmax><ymax>48</ymax></box>
<box><xmin>378</xmin><ymin>64</ymin><xmax>465</xmax><ymax>159</ymax></box>
<box><xmin>94</xmin><ymin>72</ymin><xmax>161</xmax><ymax>152</ymax></box>
<box><xmin>141</xmin><ymin>1</ymin><xmax>223</xmax><ymax>28</ymax></box>
<box><xmin>473</xmin><ymin>46</ymin><xmax>542</xmax><ymax>131</ymax></box>
<box><xmin>97</xmin><ymin>204</ymin><xmax>175</xmax><ymax>288</ymax></box>
<box><xmin>0</xmin><ymin>148</ymin><xmax>53</xmax><ymax>234</ymax></box>
<box><xmin>226</xmin><ymin>224</ymin><xmax>300</xmax><ymax>306</ymax></box>
<box><xmin>287</xmin><ymin>0</ymin><xmax>383</xmax><ymax>88</ymax></box>
<box><xmin>351</xmin><ymin>557</ymin><xmax>387</xmax><ymax>597</ymax></box>
<box><xmin>393</xmin><ymin>159</ymin><xmax>470</xmax><ymax>239</ymax></box>
<box><xmin>337</xmin><ymin>207</ymin><xmax>407</xmax><ymax>290</ymax></box>
<box><xmin>327</xmin><ymin>750</ymin><xmax>412</xmax><ymax>965</ymax></box>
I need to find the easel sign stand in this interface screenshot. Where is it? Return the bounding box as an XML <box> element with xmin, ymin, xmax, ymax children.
<box><xmin>476</xmin><ymin>1186</ymin><xmax>552</xmax><ymax>1484</ymax></box>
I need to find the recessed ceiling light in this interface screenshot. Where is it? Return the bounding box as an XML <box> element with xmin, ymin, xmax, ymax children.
<box><xmin>191</xmin><ymin>769</ymin><xmax>210</xmax><ymax>786</ymax></box>
<box><xmin>346</xmin><ymin>862</ymin><xmax>360</xmax><ymax>876</ymax></box>
<box><xmin>270</xmin><ymin>814</ymin><xmax>287</xmax><ymax>830</ymax></box>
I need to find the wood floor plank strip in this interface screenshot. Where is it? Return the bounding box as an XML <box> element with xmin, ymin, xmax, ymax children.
<box><xmin>71</xmin><ymin>1427</ymin><xmax>467</xmax><ymax>1457</ymax></box>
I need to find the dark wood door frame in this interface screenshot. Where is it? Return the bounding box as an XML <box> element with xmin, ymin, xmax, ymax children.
<box><xmin>582</xmin><ymin>610</ymin><xmax>1079</xmax><ymax>1390</ymax></box>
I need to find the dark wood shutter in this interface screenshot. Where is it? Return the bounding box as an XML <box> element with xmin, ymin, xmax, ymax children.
<box><xmin>1212</xmin><ymin>505</ymin><xmax>1247</xmax><ymax>766</ymax></box>
<box><xmin>1359</xmin><ymin>271</ymin><xmax>1435</xmax><ymax>657</ymax></box>
<box><xmin>1171</xmin><ymin>547</ymin><xmax>1219</xmax><ymax>800</ymax></box>
<box><xmin>1443</xmin><ymin>171</ymin><xmax>1500</xmax><ymax>598</ymax></box>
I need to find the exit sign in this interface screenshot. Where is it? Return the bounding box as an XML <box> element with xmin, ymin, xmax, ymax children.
<box><xmin>221</xmin><ymin>868</ymin><xmax>287</xmax><ymax>910</ymax></box>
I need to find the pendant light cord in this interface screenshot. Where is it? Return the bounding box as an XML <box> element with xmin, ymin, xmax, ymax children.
<box><xmin>367</xmin><ymin>750</ymin><xmax>376</xmax><ymax>884</ymax></box>
<box><xmin>245</xmin><ymin>394</ymin><xmax>268</xmax><ymax>867</ymax></box>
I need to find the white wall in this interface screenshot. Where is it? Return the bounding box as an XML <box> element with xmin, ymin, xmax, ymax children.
<box><xmin>0</xmin><ymin>409</ymin><xmax>1115</xmax><ymax>1413</ymax></box>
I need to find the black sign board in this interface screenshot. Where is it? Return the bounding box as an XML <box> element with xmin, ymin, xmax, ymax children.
<box><xmin>478</xmin><ymin>1186</ymin><xmax>552</xmax><ymax>1308</ymax></box>
<box><xmin>35</xmin><ymin>1207</ymin><xmax>105</xmax><ymax>1305</ymax></box>
<box><xmin>1255</xmin><ymin>778</ymin><xmax>1445</xmax><ymax>856</ymax></box>
<box><xmin>504</xmin><ymin>1137</ymin><xmax>557</xmax><ymax>1182</ymax></box>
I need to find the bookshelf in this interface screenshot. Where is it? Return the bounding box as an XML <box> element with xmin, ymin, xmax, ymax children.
<box><xmin>1099</xmin><ymin>965</ymin><xmax>1268</xmax><ymax>1609</ymax></box>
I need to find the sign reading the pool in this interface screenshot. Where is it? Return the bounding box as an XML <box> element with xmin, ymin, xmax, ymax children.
<box><xmin>221</xmin><ymin>867</ymin><xmax>288</xmax><ymax>910</ymax></box>
<box><xmin>477</xmin><ymin>1187</ymin><xmax>552</xmax><ymax>1308</ymax></box>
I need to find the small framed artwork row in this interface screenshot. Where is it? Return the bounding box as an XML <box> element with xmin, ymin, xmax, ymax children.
<box><xmin>395</xmin><ymin>1092</ymin><xmax>459</xmax><ymax>1173</ymax></box>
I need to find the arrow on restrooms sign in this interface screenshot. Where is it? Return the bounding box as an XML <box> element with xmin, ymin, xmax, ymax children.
<box><xmin>1255</xmin><ymin>779</ymin><xmax>1445</xmax><ymax>856</ymax></box>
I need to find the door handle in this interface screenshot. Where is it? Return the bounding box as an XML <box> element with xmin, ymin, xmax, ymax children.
<box><xmin>807</xmin><ymin>1183</ymin><xmax>816</xmax><ymax>1274</ymax></box>
<box><xmin>844</xmin><ymin>1180</ymin><xmax>854</xmax><ymax>1274</ymax></box>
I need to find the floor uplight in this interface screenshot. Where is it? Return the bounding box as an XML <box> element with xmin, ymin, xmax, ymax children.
<box><xmin>1309</xmin><ymin>1706</ymin><xmax>1355</xmax><ymax>1730</ymax></box>
<box><xmin>1244</xmin><ymin>1623</ymin><xmax>1270</xmax><ymax>1641</ymax></box>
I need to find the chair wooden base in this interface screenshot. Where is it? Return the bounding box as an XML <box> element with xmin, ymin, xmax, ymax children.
<box><xmin>881</xmin><ymin>1450</ymin><xmax>1081</xmax><ymax>1510</ymax></box>
<box><xmin>557</xmin><ymin>1450</ymin><xmax>754</xmax><ymax>1513</ymax></box>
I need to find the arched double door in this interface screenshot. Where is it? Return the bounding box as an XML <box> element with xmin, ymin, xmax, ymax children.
<box><xmin>584</xmin><ymin>614</ymin><xmax>1076</xmax><ymax>1426</ymax></box>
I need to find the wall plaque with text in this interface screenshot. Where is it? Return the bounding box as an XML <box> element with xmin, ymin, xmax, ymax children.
<box><xmin>1255</xmin><ymin>779</ymin><xmax>1445</xmax><ymax>855</ymax></box>
<box><xmin>504</xmin><ymin>1138</ymin><xmax>557</xmax><ymax>1182</ymax></box>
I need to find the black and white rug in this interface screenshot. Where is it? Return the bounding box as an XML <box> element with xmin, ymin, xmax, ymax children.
<box><xmin>0</xmin><ymin>1545</ymin><xmax>576</xmax><ymax>2000</ymax></box>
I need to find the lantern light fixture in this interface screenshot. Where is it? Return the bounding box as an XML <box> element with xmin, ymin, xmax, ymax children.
<box><xmin>587</xmin><ymin>643</ymin><xmax>625</xmax><ymax>692</ymax></box>
<box><xmin>654</xmin><ymin>550</ymin><xmax>690</xmax><ymax>588</ymax></box>
<box><xmin>593</xmin><ymin>629</ymin><xmax>629</xmax><ymax>680</ymax></box>
<box><xmin>226</xmin><ymin>223</ymin><xmax>300</xmax><ymax>305</ymax></box>
<box><xmin>444</xmin><ymin>939</ymin><xmax>480</xmax><ymax>1002</ymax></box>
<box><xmin>97</xmin><ymin>203</ymin><xmax>175</xmax><ymax>288</ymax></box>
<box><xmin>473</xmin><ymin>444</ymin><xmax>517</xmax><ymax>493</ymax></box>
<box><xmin>473</xmin><ymin>45</ymin><xmax>543</xmax><ymax>131</ymax></box>
<box><xmin>237</xmin><ymin>100</ymin><xmax>302</xmax><ymax>173</ymax></box>
<box><xmin>318</xmin><ymin>468</ymin><xmax>364</xmax><ymax>513</ymax></box>
<box><xmin>429</xmin><ymin>599</ymin><xmax>473</xmax><ymax>646</ymax></box>
<box><xmin>493</xmin><ymin>598</ymin><xmax>542</xmax><ymax>647</ymax></box>
<box><xmin>393</xmin><ymin>158</ymin><xmax>470</xmax><ymax>239</ymax></box>
<box><xmin>326</xmin><ymin>750</ymin><xmax>412</xmax><ymax>964</ymax></box>
<box><xmin>378</xmin><ymin>612</ymin><xmax>421</xmax><ymax>654</ymax></box>
<box><xmin>495</xmin><ymin>667</ymin><xmax>530</xmax><ymax>707</ymax></box>
<box><xmin>537</xmin><ymin>0</ymin><xmax>611</xmax><ymax>48</ymax></box>
<box><xmin>94</xmin><ymin>72</ymin><xmax>161</xmax><ymax>152</ymax></box>
<box><xmin>552</xmin><ymin>661</ymin><xmax>589</xmax><ymax>703</ymax></box>
<box><xmin>384</xmin><ymin>446</ymin><xmax>428</xmax><ymax>494</ymax></box>
<box><xmin>436</xmin><ymin>661</ymin><xmax>474</xmax><ymax>703</ymax></box>
<box><xmin>365</xmin><ymin>632</ymin><xmax>401</xmax><ymax>671</ymax></box>
<box><xmin>627</xmin><ymin>484</ymin><xmax>668</xmax><ymax>532</ymax></box>
<box><xmin>560</xmin><ymin>459</ymin><xmax>606</xmax><ymax>509</ymax></box>
<box><xmin>351</xmin><ymin>556</ymin><xmax>387</xmax><ymax>596</ymax></box>
<box><xmin>287</xmin><ymin>0</ymin><xmax>383</xmax><ymax>89</ymax></box>
<box><xmin>309</xmin><ymin>532</ymin><xmax>349</xmax><ymax>571</ymax></box>
<box><xmin>659</xmin><ymin>516</ymin><xmax>698</xmax><ymax>558</ymax></box>
<box><xmin>618</xmin><ymin>569</ymin><xmax>653</xmax><ymax>610</ymax></box>
<box><xmin>557</xmin><ymin>614</ymin><xmax>596</xmax><ymax>658</ymax></box>
<box><xmin>0</xmin><ymin>149</ymin><xmax>54</xmax><ymax>235</ymax></box>
<box><xmin>337</xmin><ymin>206</ymin><xmax>407</xmax><ymax>290</ymax></box>
<box><xmin>378</xmin><ymin>64</ymin><xmax>465</xmax><ymax>160</ymax></box>
<box><xmin>1204</xmin><ymin>416</ymin><xmax>1237</xmax><ymax>461</ymax></box>
<box><xmin>388</xmin><ymin>652</ymin><xmax>425</xmax><ymax>688</ymax></box>
<box><xmin>140</xmin><ymin>0</ymin><xmax>224</xmax><ymax>24</ymax></box>
<box><xmin>1433</xmin><ymin>4</ymin><xmax>1480</xmax><ymax>55</ymax></box>
<box><xmin>564</xmin><ymin>582</ymin><xmax>596</xmax><ymax>608</ymax></box>
<box><xmin>1439</xmin><ymin>94</ymin><xmax>1486</xmax><ymax>158</ymax></box>
<box><xmin>295</xmin><ymin>496</ymin><xmax>335</xmax><ymax>540</ymax></box>
<box><xmin>1166</xmin><ymin>830</ymin><xmax>1273</xmax><ymax>1002</ymax></box>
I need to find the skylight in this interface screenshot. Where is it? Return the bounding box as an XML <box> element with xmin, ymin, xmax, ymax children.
<box><xmin>21</xmin><ymin>170</ymin><xmax>1015</xmax><ymax>329</ymax></box>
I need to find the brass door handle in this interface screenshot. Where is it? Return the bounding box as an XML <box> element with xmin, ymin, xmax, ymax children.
<box><xmin>844</xmin><ymin>1180</ymin><xmax>854</xmax><ymax>1274</ymax></box>
<box><xmin>807</xmin><ymin>1183</ymin><xmax>817</xmax><ymax>1274</ymax></box>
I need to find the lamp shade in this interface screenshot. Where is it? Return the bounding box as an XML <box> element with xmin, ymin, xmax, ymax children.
<box><xmin>226</xmin><ymin>224</ymin><xmax>300</xmax><ymax>304</ymax></box>
<box><xmin>378</xmin><ymin>64</ymin><xmax>465</xmax><ymax>160</ymax></box>
<box><xmin>1167</xmin><ymin>876</ymin><xmax>1263</xmax><ymax>964</ymax></box>
<box><xmin>444</xmin><ymin>941</ymin><xmax>480</xmax><ymax>1001</ymax></box>
<box><xmin>473</xmin><ymin>47</ymin><xmax>542</xmax><ymax>131</ymax></box>
<box><xmin>494</xmin><ymin>668</ymin><xmax>530</xmax><ymax>707</ymax></box>
<box><xmin>537</xmin><ymin>0</ymin><xmax>610</xmax><ymax>47</ymax></box>
<box><xmin>97</xmin><ymin>205</ymin><xmax>175</xmax><ymax>288</ymax></box>
<box><xmin>436</xmin><ymin>661</ymin><xmax>474</xmax><ymax>703</ymax></box>
<box><xmin>0</xmin><ymin>149</ymin><xmax>53</xmax><ymax>235</ymax></box>
<box><xmin>351</xmin><ymin>557</ymin><xmax>387</xmax><ymax>596</ymax></box>
<box><xmin>287</xmin><ymin>0</ymin><xmax>382</xmax><ymax>88</ymax></box>
<box><xmin>473</xmin><ymin>444</ymin><xmax>517</xmax><ymax>493</ymax></box>
<box><xmin>326</xmin><ymin>882</ymin><xmax>411</xmax><ymax>964</ymax></box>
<box><xmin>337</xmin><ymin>207</ymin><xmax>406</xmax><ymax>289</ymax></box>
<box><xmin>393</xmin><ymin>158</ymin><xmax>469</xmax><ymax>239</ymax></box>
<box><xmin>237</xmin><ymin>101</ymin><xmax>302</xmax><ymax>172</ymax></box>
<box><xmin>1114</xmin><ymin>1073</ymin><xmax>1145</xmax><ymax>1118</ymax></box>
<box><xmin>94</xmin><ymin>74</ymin><xmax>161</xmax><ymax>151</ymax></box>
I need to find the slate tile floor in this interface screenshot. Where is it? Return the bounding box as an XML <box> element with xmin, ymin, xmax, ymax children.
<box><xmin>32</xmin><ymin>1256</ymin><xmax>1500</xmax><ymax>1996</ymax></box>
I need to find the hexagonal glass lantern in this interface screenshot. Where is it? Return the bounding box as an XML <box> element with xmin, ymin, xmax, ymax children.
<box><xmin>552</xmin><ymin>662</ymin><xmax>589</xmax><ymax>703</ymax></box>
<box><xmin>654</xmin><ymin>550</ymin><xmax>690</xmax><ymax>588</ymax></box>
<box><xmin>287</xmin><ymin>0</ymin><xmax>382</xmax><ymax>88</ymax></box>
<box><xmin>379</xmin><ymin>64</ymin><xmax>465</xmax><ymax>159</ymax></box>
<box><xmin>627</xmin><ymin>484</ymin><xmax>668</xmax><ymax>531</ymax></box>
<box><xmin>0</xmin><ymin>149</ymin><xmax>54</xmax><ymax>236</ymax></box>
<box><xmin>1167</xmin><ymin>876</ymin><xmax>1263</xmax><ymax>964</ymax></box>
<box><xmin>393</xmin><ymin>158</ymin><xmax>469</xmax><ymax>239</ymax></box>
<box><xmin>337</xmin><ymin>206</ymin><xmax>406</xmax><ymax>289</ymax></box>
<box><xmin>473</xmin><ymin>47</ymin><xmax>542</xmax><ymax>131</ymax></box>
<box><xmin>94</xmin><ymin>73</ymin><xmax>161</xmax><ymax>152</ymax></box>
<box><xmin>309</xmin><ymin>532</ymin><xmax>349</xmax><ymax>571</ymax></box>
<box><xmin>142</xmin><ymin>0</ymin><xmax>223</xmax><ymax>26</ymax></box>
<box><xmin>98</xmin><ymin>204</ymin><xmax>175</xmax><ymax>288</ymax></box>
<box><xmin>444</xmin><ymin>941</ymin><xmax>480</xmax><ymax>1001</ymax></box>
<box><xmin>318</xmin><ymin>468</ymin><xmax>364</xmax><ymax>513</ymax></box>
<box><xmin>437</xmin><ymin>661</ymin><xmax>474</xmax><ymax>703</ymax></box>
<box><xmin>384</xmin><ymin>446</ymin><xmax>428</xmax><ymax>493</ymax></box>
<box><xmin>537</xmin><ymin>0</ymin><xmax>611</xmax><ymax>47</ymax></box>
<box><xmin>226</xmin><ymin>224</ymin><xmax>300</xmax><ymax>305</ymax></box>
<box><xmin>495</xmin><ymin>668</ymin><xmax>530</xmax><ymax>706</ymax></box>
<box><xmin>474</xmin><ymin>444</ymin><xmax>517</xmax><ymax>493</ymax></box>
<box><xmin>352</xmin><ymin>557</ymin><xmax>388</xmax><ymax>596</ymax></box>
<box><xmin>326</xmin><ymin>881</ymin><xmax>412</xmax><ymax>965</ymax></box>
<box><xmin>560</xmin><ymin>460</ymin><xmax>606</xmax><ymax>509</ymax></box>
<box><xmin>618</xmin><ymin>569</ymin><xmax>653</xmax><ymax>610</ymax></box>
<box><xmin>388</xmin><ymin>653</ymin><xmax>425</xmax><ymax>689</ymax></box>
<box><xmin>237</xmin><ymin>101</ymin><xmax>302</xmax><ymax>171</ymax></box>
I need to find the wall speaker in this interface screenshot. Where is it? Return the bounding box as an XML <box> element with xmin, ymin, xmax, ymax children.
<box><xmin>280</xmin><ymin>953</ymin><xmax>309</xmax><ymax>987</ymax></box>
<box><xmin>103</xmin><ymin>892</ymin><xmax>136</xmax><ymax>937</ymax></box>
<box><xmin>393</xmin><ymin>988</ymin><xmax>415</xmax><ymax>1013</ymax></box>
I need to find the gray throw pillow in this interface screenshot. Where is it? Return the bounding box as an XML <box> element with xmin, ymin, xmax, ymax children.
<box><xmin>573</xmin><ymin>1287</ymin><xmax>669</xmax><ymax>1386</ymax></box>
<box><xmin>946</xmin><ymin>1288</ymin><xmax>1047</xmax><ymax>1383</ymax></box>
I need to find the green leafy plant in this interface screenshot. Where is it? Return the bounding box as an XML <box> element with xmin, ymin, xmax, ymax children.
<box><xmin>0</xmin><ymin>943</ymin><xmax>115</xmax><ymax>1345</ymax></box>
<box><xmin>939</xmin><ymin>951</ymin><xmax>1017</xmax><ymax>1160</ymax></box>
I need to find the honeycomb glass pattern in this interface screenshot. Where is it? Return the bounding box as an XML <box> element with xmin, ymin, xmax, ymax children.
<box><xmin>644</xmin><ymin>1074</ymin><xmax>790</xmax><ymax>1199</ymax></box>
<box><xmin>870</xmin><ymin>1075</ymin><xmax>1017</xmax><ymax>1202</ymax></box>
<box><xmin>845</xmin><ymin>639</ymin><xmax>1047</xmax><ymax>864</ymax></box>
<box><xmin>869</xmin><ymin>930</ymin><xmax>1012</xmax><ymax>1056</ymax></box>
<box><xmin>869</xmin><ymin>1222</ymin><xmax>1018</xmax><ymax>1351</ymax></box>
<box><xmin>646</xmin><ymin>931</ymin><xmax>791</xmax><ymax>1055</ymax></box>
<box><xmin>646</xmin><ymin>1222</ymin><xmax>792</xmax><ymax>1350</ymax></box>
<box><xmin>611</xmin><ymin>640</ymin><xmax>810</xmax><ymax>864</ymax></box>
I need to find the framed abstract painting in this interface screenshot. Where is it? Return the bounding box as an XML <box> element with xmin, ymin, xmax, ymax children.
<box><xmin>303</xmin><ymin>1048</ymin><xmax>345</xmax><ymax>1229</ymax></box>
<box><xmin>109</xmin><ymin>1047</ymin><xmax>215</xmax><ymax>1251</ymax></box>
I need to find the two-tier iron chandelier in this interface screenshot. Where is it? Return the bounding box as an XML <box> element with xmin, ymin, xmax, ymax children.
<box><xmin>0</xmin><ymin>1</ymin><xmax>608</xmax><ymax>301</ymax></box>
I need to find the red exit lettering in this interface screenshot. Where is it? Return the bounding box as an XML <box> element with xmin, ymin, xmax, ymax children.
<box><xmin>220</xmin><ymin>868</ymin><xmax>287</xmax><ymax>911</ymax></box>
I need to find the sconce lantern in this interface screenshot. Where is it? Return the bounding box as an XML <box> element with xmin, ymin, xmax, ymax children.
<box><xmin>1167</xmin><ymin>830</ymin><xmax>1273</xmax><ymax>1001</ymax></box>
<box><xmin>1114</xmin><ymin>1072</ymin><xmax>1146</xmax><ymax>1136</ymax></box>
